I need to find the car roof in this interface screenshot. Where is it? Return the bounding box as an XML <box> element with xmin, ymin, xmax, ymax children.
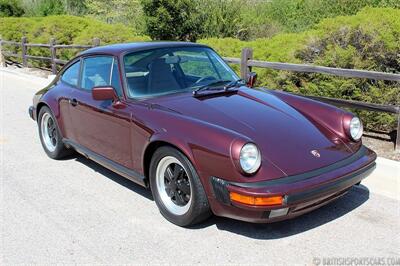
<box><xmin>80</xmin><ymin>41</ymin><xmax>210</xmax><ymax>56</ymax></box>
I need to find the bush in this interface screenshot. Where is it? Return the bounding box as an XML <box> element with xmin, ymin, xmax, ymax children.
<box><xmin>200</xmin><ymin>8</ymin><xmax>400</xmax><ymax>131</ymax></box>
<box><xmin>85</xmin><ymin>0</ymin><xmax>144</xmax><ymax>32</ymax></box>
<box><xmin>0</xmin><ymin>15</ymin><xmax>149</xmax><ymax>67</ymax></box>
<box><xmin>240</xmin><ymin>0</ymin><xmax>400</xmax><ymax>37</ymax></box>
<box><xmin>199</xmin><ymin>0</ymin><xmax>244</xmax><ymax>39</ymax></box>
<box><xmin>0</xmin><ymin>0</ymin><xmax>24</xmax><ymax>17</ymax></box>
<box><xmin>21</xmin><ymin>0</ymin><xmax>65</xmax><ymax>16</ymax></box>
<box><xmin>141</xmin><ymin>0</ymin><xmax>204</xmax><ymax>42</ymax></box>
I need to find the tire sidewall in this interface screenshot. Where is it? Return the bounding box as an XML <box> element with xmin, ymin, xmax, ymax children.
<box><xmin>149</xmin><ymin>146</ymin><xmax>209</xmax><ymax>226</ymax></box>
<box><xmin>38</xmin><ymin>106</ymin><xmax>65</xmax><ymax>159</ymax></box>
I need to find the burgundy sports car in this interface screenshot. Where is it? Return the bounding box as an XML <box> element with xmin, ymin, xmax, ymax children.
<box><xmin>29</xmin><ymin>42</ymin><xmax>376</xmax><ymax>226</ymax></box>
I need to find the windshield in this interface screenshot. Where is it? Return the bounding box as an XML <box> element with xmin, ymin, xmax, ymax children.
<box><xmin>123</xmin><ymin>47</ymin><xmax>239</xmax><ymax>98</ymax></box>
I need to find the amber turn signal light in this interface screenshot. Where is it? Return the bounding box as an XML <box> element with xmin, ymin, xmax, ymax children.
<box><xmin>229</xmin><ymin>192</ymin><xmax>283</xmax><ymax>206</ymax></box>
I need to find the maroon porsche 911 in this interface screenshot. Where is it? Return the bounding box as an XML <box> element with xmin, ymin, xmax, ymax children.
<box><xmin>29</xmin><ymin>42</ymin><xmax>376</xmax><ymax>226</ymax></box>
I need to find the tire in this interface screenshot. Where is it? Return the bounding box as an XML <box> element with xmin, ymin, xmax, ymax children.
<box><xmin>38</xmin><ymin>106</ymin><xmax>71</xmax><ymax>159</ymax></box>
<box><xmin>149</xmin><ymin>146</ymin><xmax>211</xmax><ymax>226</ymax></box>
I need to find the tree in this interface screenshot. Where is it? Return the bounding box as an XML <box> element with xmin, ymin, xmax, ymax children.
<box><xmin>0</xmin><ymin>0</ymin><xmax>25</xmax><ymax>17</ymax></box>
<box><xmin>141</xmin><ymin>0</ymin><xmax>203</xmax><ymax>42</ymax></box>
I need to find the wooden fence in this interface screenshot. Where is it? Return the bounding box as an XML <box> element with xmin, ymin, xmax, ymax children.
<box><xmin>0</xmin><ymin>36</ymin><xmax>100</xmax><ymax>73</ymax></box>
<box><xmin>0</xmin><ymin>37</ymin><xmax>399</xmax><ymax>150</ymax></box>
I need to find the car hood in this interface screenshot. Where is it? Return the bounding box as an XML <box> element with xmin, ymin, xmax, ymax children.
<box><xmin>149</xmin><ymin>88</ymin><xmax>354</xmax><ymax>176</ymax></box>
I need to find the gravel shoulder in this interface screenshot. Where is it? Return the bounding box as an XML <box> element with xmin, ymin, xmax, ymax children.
<box><xmin>363</xmin><ymin>133</ymin><xmax>399</xmax><ymax>161</ymax></box>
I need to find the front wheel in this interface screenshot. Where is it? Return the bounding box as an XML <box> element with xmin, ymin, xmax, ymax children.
<box><xmin>38</xmin><ymin>106</ymin><xmax>71</xmax><ymax>159</ymax></box>
<box><xmin>149</xmin><ymin>146</ymin><xmax>211</xmax><ymax>226</ymax></box>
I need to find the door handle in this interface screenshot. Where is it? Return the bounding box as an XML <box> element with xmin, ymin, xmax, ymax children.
<box><xmin>69</xmin><ymin>98</ymin><xmax>78</xmax><ymax>107</ymax></box>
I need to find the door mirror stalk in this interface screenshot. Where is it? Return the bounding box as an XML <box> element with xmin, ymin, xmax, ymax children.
<box><xmin>246</xmin><ymin>72</ymin><xmax>257</xmax><ymax>88</ymax></box>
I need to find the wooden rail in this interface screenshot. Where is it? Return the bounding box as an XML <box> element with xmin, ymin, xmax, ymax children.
<box><xmin>0</xmin><ymin>38</ymin><xmax>398</xmax><ymax>150</ymax></box>
<box><xmin>0</xmin><ymin>36</ymin><xmax>100</xmax><ymax>72</ymax></box>
<box><xmin>247</xmin><ymin>60</ymin><xmax>400</xmax><ymax>82</ymax></box>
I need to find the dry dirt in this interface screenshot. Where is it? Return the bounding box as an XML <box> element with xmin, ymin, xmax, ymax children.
<box><xmin>362</xmin><ymin>132</ymin><xmax>399</xmax><ymax>161</ymax></box>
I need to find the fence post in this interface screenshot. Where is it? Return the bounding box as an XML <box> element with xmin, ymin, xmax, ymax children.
<box><xmin>240</xmin><ymin>47</ymin><xmax>253</xmax><ymax>80</ymax></box>
<box><xmin>0</xmin><ymin>35</ymin><xmax>5</xmax><ymax>67</ymax></box>
<box><xmin>396</xmin><ymin>110</ymin><xmax>400</xmax><ymax>152</ymax></box>
<box><xmin>21</xmin><ymin>36</ymin><xmax>27</xmax><ymax>67</ymax></box>
<box><xmin>92</xmin><ymin>38</ymin><xmax>100</xmax><ymax>47</ymax></box>
<box><xmin>50</xmin><ymin>38</ymin><xmax>57</xmax><ymax>74</ymax></box>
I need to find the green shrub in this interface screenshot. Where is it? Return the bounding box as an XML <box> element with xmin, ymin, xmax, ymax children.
<box><xmin>240</xmin><ymin>0</ymin><xmax>400</xmax><ymax>37</ymax></box>
<box><xmin>141</xmin><ymin>0</ymin><xmax>204</xmax><ymax>42</ymax></box>
<box><xmin>199</xmin><ymin>0</ymin><xmax>244</xmax><ymax>39</ymax></box>
<box><xmin>21</xmin><ymin>0</ymin><xmax>65</xmax><ymax>16</ymax></box>
<box><xmin>85</xmin><ymin>0</ymin><xmax>144</xmax><ymax>32</ymax></box>
<box><xmin>0</xmin><ymin>0</ymin><xmax>24</xmax><ymax>17</ymax></box>
<box><xmin>0</xmin><ymin>15</ymin><xmax>149</xmax><ymax>66</ymax></box>
<box><xmin>201</xmin><ymin>8</ymin><xmax>400</xmax><ymax>131</ymax></box>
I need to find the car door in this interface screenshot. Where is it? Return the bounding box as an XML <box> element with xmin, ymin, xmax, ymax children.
<box><xmin>58</xmin><ymin>59</ymin><xmax>81</xmax><ymax>142</ymax></box>
<box><xmin>68</xmin><ymin>55</ymin><xmax>133</xmax><ymax>169</ymax></box>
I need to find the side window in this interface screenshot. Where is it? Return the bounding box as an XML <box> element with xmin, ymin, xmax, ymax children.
<box><xmin>61</xmin><ymin>61</ymin><xmax>81</xmax><ymax>87</ymax></box>
<box><xmin>81</xmin><ymin>56</ymin><xmax>113</xmax><ymax>92</ymax></box>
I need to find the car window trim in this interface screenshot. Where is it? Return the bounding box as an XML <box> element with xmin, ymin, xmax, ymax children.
<box><xmin>205</xmin><ymin>50</ymin><xmax>222</xmax><ymax>80</ymax></box>
<box><xmin>109</xmin><ymin>57</ymin><xmax>115</xmax><ymax>85</ymax></box>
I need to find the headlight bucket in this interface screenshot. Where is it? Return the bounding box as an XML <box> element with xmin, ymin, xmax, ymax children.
<box><xmin>239</xmin><ymin>143</ymin><xmax>261</xmax><ymax>174</ymax></box>
<box><xmin>349</xmin><ymin>117</ymin><xmax>363</xmax><ymax>141</ymax></box>
<box><xmin>344</xmin><ymin>115</ymin><xmax>363</xmax><ymax>141</ymax></box>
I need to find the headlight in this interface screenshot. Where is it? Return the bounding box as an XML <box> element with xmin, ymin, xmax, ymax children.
<box><xmin>239</xmin><ymin>143</ymin><xmax>261</xmax><ymax>174</ymax></box>
<box><xmin>349</xmin><ymin>117</ymin><xmax>363</xmax><ymax>141</ymax></box>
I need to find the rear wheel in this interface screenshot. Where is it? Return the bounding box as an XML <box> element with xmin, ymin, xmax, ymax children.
<box><xmin>38</xmin><ymin>106</ymin><xmax>71</xmax><ymax>159</ymax></box>
<box><xmin>150</xmin><ymin>146</ymin><xmax>211</xmax><ymax>226</ymax></box>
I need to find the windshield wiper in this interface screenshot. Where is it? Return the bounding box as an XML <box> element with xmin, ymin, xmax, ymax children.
<box><xmin>192</xmin><ymin>79</ymin><xmax>245</xmax><ymax>96</ymax></box>
<box><xmin>223</xmin><ymin>79</ymin><xmax>245</xmax><ymax>90</ymax></box>
<box><xmin>192</xmin><ymin>80</ymin><xmax>232</xmax><ymax>96</ymax></box>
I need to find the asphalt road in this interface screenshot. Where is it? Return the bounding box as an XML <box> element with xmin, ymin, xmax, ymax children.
<box><xmin>1</xmin><ymin>69</ymin><xmax>399</xmax><ymax>265</ymax></box>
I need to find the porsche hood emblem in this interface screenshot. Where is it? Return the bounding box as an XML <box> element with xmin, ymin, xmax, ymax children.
<box><xmin>311</xmin><ymin>150</ymin><xmax>321</xmax><ymax>158</ymax></box>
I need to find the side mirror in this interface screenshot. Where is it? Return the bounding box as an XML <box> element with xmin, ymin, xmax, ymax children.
<box><xmin>92</xmin><ymin>86</ymin><xmax>118</xmax><ymax>102</ymax></box>
<box><xmin>246</xmin><ymin>72</ymin><xmax>257</xmax><ymax>88</ymax></box>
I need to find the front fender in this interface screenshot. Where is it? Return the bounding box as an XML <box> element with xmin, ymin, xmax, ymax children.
<box><xmin>143</xmin><ymin>107</ymin><xmax>250</xmax><ymax>179</ymax></box>
<box><xmin>139</xmin><ymin>104</ymin><xmax>286</xmax><ymax>188</ymax></box>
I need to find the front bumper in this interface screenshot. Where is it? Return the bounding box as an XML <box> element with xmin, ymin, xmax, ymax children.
<box><xmin>29</xmin><ymin>106</ymin><xmax>36</xmax><ymax>121</ymax></box>
<box><xmin>209</xmin><ymin>146</ymin><xmax>376</xmax><ymax>223</ymax></box>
